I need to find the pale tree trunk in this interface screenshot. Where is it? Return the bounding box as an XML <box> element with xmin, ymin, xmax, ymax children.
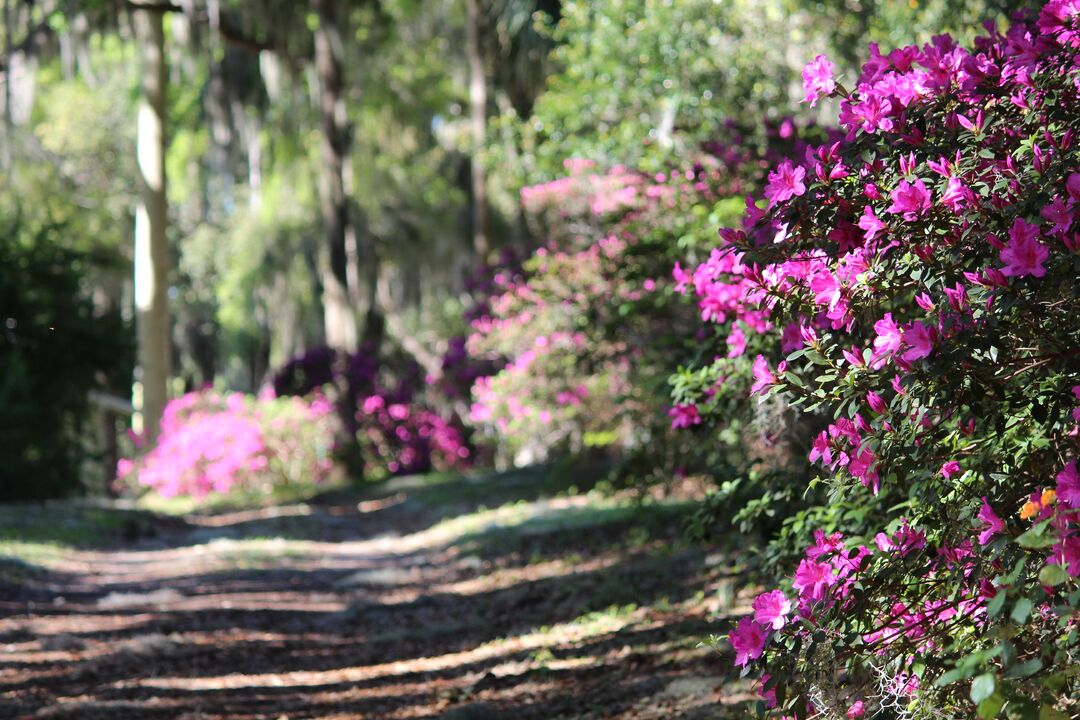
<box><xmin>2</xmin><ymin>0</ymin><xmax>12</xmax><ymax>172</ymax></box>
<box><xmin>133</xmin><ymin>6</ymin><xmax>170</xmax><ymax>443</ymax></box>
<box><xmin>312</xmin><ymin>0</ymin><xmax>360</xmax><ymax>351</ymax></box>
<box><xmin>465</xmin><ymin>0</ymin><xmax>489</xmax><ymax>260</ymax></box>
<box><xmin>246</xmin><ymin>112</ymin><xmax>262</xmax><ymax>210</ymax></box>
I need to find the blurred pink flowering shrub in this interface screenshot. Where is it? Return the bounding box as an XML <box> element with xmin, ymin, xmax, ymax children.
<box><xmin>467</xmin><ymin>237</ymin><xmax>637</xmax><ymax>462</ymax></box>
<box><xmin>671</xmin><ymin>4</ymin><xmax>1080</xmax><ymax>716</ymax></box>
<box><xmin>468</xmin><ymin>153</ymin><xmax>760</xmax><ymax>467</ymax></box>
<box><xmin>118</xmin><ymin>389</ymin><xmax>339</xmax><ymax>499</ymax></box>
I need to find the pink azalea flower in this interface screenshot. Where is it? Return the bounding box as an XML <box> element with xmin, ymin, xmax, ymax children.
<box><xmin>1041</xmin><ymin>196</ymin><xmax>1073</xmax><ymax>235</ymax></box>
<box><xmin>977</xmin><ymin>497</ymin><xmax>1006</xmax><ymax>545</ymax></box>
<box><xmin>753</xmin><ymin>590</ymin><xmax>793</xmax><ymax>630</ymax></box>
<box><xmin>876</xmin><ymin>519</ymin><xmax>926</xmax><ymax>556</ymax></box>
<box><xmin>726</xmin><ymin>326</ymin><xmax>747</xmax><ymax>358</ymax></box>
<box><xmin>667</xmin><ymin>403</ymin><xmax>702</xmax><ymax>430</ymax></box>
<box><xmin>849</xmin><ymin>92</ymin><xmax>894</xmax><ymax>134</ymax></box>
<box><xmin>858</xmin><ymin>205</ymin><xmax>887</xmax><ymax>242</ymax></box>
<box><xmin>944</xmin><ymin>283</ymin><xmax>969</xmax><ymax>311</ymax></box>
<box><xmin>866</xmin><ymin>391</ymin><xmax>888</xmax><ymax>415</ymax></box>
<box><xmin>807</xmin><ymin>529</ymin><xmax>845</xmax><ymax>559</ymax></box>
<box><xmin>809</xmin><ymin>270</ymin><xmax>842</xmax><ymax>310</ymax></box>
<box><xmin>729</xmin><ymin>616</ymin><xmax>768</xmax><ymax>668</ymax></box>
<box><xmin>802</xmin><ymin>54</ymin><xmax>836</xmax><ymax>106</ymax></box>
<box><xmin>901</xmin><ymin>322</ymin><xmax>933</xmax><ymax>361</ymax></box>
<box><xmin>887</xmin><ymin>179</ymin><xmax>932</xmax><ymax>221</ymax></box>
<box><xmin>750</xmin><ymin>354</ymin><xmax>777</xmax><ymax>396</ymax></box>
<box><xmin>940</xmin><ymin>176</ymin><xmax>972</xmax><ymax>212</ymax></box>
<box><xmin>672</xmin><ymin>262</ymin><xmax>692</xmax><ymax>294</ymax></box>
<box><xmin>1039</xmin><ymin>0</ymin><xmax>1080</xmax><ymax>45</ymax></box>
<box><xmin>1000</xmin><ymin>218</ymin><xmax>1049</xmax><ymax>277</ymax></box>
<box><xmin>1056</xmin><ymin>460</ymin><xmax>1080</xmax><ymax>508</ymax></box>
<box><xmin>792</xmin><ymin>558</ymin><xmax>837</xmax><ymax>603</ymax></box>
<box><xmin>940</xmin><ymin>461</ymin><xmax>961</xmax><ymax>479</ymax></box>
<box><xmin>758</xmin><ymin>674</ymin><xmax>778</xmax><ymax>709</ymax></box>
<box><xmin>871</xmin><ymin>313</ymin><xmax>902</xmax><ymax>366</ymax></box>
<box><xmin>809</xmin><ymin>430</ymin><xmax>833</xmax><ymax>466</ymax></box>
<box><xmin>764</xmin><ymin>160</ymin><xmax>807</xmax><ymax>208</ymax></box>
<box><xmin>781</xmin><ymin>322</ymin><xmax>804</xmax><ymax>353</ymax></box>
<box><xmin>1052</xmin><ymin>536</ymin><xmax>1080</xmax><ymax>577</ymax></box>
<box><xmin>847</xmin><ymin>700</ymin><xmax>867</xmax><ymax>718</ymax></box>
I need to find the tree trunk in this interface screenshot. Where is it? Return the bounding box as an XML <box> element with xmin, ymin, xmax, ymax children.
<box><xmin>312</xmin><ymin>0</ymin><xmax>359</xmax><ymax>351</ymax></box>
<box><xmin>464</xmin><ymin>0</ymin><xmax>490</xmax><ymax>260</ymax></box>
<box><xmin>2</xmin><ymin>0</ymin><xmax>12</xmax><ymax>172</ymax></box>
<box><xmin>133</xmin><ymin>6</ymin><xmax>170</xmax><ymax>443</ymax></box>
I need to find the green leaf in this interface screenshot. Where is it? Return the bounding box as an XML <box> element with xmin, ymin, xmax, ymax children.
<box><xmin>970</xmin><ymin>673</ymin><xmax>996</xmax><ymax>704</ymax></box>
<box><xmin>998</xmin><ymin>556</ymin><xmax>1027</xmax><ymax>585</ymax></box>
<box><xmin>1038</xmin><ymin>564</ymin><xmax>1068</xmax><ymax>587</ymax></box>
<box><xmin>936</xmin><ymin>667</ymin><xmax>967</xmax><ymax>687</ymax></box>
<box><xmin>977</xmin><ymin>693</ymin><xmax>1005</xmax><ymax>719</ymax></box>
<box><xmin>986</xmin><ymin>592</ymin><xmax>1007</xmax><ymax>619</ymax></box>
<box><xmin>1010</xmin><ymin>597</ymin><xmax>1033</xmax><ymax>624</ymax></box>
<box><xmin>1016</xmin><ymin>523</ymin><xmax>1056</xmax><ymax>549</ymax></box>
<box><xmin>1039</xmin><ymin>705</ymin><xmax>1068</xmax><ymax>720</ymax></box>
<box><xmin>1004</xmin><ymin>657</ymin><xmax>1043</xmax><ymax>679</ymax></box>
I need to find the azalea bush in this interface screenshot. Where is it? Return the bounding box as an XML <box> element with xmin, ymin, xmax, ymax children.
<box><xmin>467</xmin><ymin>154</ymin><xmax>759</xmax><ymax>469</ymax></box>
<box><xmin>272</xmin><ymin>345</ymin><xmax>472</xmax><ymax>480</ymax></box>
<box><xmin>467</xmin><ymin>235</ymin><xmax>640</xmax><ymax>462</ymax></box>
<box><xmin>673</xmin><ymin>4</ymin><xmax>1079</xmax><ymax>717</ymax></box>
<box><xmin>119</xmin><ymin>389</ymin><xmax>338</xmax><ymax>499</ymax></box>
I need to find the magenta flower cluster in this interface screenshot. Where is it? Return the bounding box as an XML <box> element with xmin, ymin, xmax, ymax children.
<box><xmin>118</xmin><ymin>389</ymin><xmax>337</xmax><ymax>499</ymax></box>
<box><xmin>672</xmin><ymin>2</ymin><xmax>1080</xmax><ymax>714</ymax></box>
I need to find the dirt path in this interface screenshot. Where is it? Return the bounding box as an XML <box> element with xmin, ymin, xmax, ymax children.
<box><xmin>0</xmin><ymin>473</ymin><xmax>753</xmax><ymax>719</ymax></box>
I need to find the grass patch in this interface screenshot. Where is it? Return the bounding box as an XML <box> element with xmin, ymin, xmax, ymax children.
<box><xmin>0</xmin><ymin>501</ymin><xmax>173</xmax><ymax>580</ymax></box>
<box><xmin>200</xmin><ymin>536</ymin><xmax>311</xmax><ymax>569</ymax></box>
<box><xmin>0</xmin><ymin>503</ymin><xmax>144</xmax><ymax>547</ymax></box>
<box><xmin>448</xmin><ymin>495</ymin><xmax>696</xmax><ymax>560</ymax></box>
<box><xmin>0</xmin><ymin>544</ymin><xmax>57</xmax><ymax>582</ymax></box>
<box><xmin>362</xmin><ymin>459</ymin><xmax>612</xmax><ymax>514</ymax></box>
<box><xmin>136</xmin><ymin>476</ymin><xmax>353</xmax><ymax>516</ymax></box>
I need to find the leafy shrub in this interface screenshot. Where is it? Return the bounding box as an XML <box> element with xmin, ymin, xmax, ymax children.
<box><xmin>676</xmin><ymin>5</ymin><xmax>1079</xmax><ymax>716</ymax></box>
<box><xmin>119</xmin><ymin>388</ymin><xmax>338</xmax><ymax>499</ymax></box>
<box><xmin>0</xmin><ymin>221</ymin><xmax>130</xmax><ymax>500</ymax></box>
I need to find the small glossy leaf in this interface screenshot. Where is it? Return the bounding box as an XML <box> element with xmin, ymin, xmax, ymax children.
<box><xmin>970</xmin><ymin>673</ymin><xmax>996</xmax><ymax>704</ymax></box>
<box><xmin>1004</xmin><ymin>658</ymin><xmax>1042</xmax><ymax>679</ymax></box>
<box><xmin>1038</xmin><ymin>564</ymin><xmax>1068</xmax><ymax>587</ymax></box>
<box><xmin>1010</xmin><ymin>597</ymin><xmax>1033</xmax><ymax>624</ymax></box>
<box><xmin>977</xmin><ymin>693</ymin><xmax>1005</xmax><ymax>719</ymax></box>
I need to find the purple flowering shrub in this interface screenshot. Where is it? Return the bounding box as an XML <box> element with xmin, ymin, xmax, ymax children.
<box><xmin>675</xmin><ymin>4</ymin><xmax>1080</xmax><ymax>716</ymax></box>
<box><xmin>272</xmin><ymin>345</ymin><xmax>472</xmax><ymax>480</ymax></box>
<box><xmin>118</xmin><ymin>389</ymin><xmax>338</xmax><ymax>499</ymax></box>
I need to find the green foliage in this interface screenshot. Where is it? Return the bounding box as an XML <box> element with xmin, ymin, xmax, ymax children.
<box><xmin>513</xmin><ymin>0</ymin><xmax>805</xmax><ymax>175</ymax></box>
<box><xmin>0</xmin><ymin>220</ymin><xmax>131</xmax><ymax>500</ymax></box>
